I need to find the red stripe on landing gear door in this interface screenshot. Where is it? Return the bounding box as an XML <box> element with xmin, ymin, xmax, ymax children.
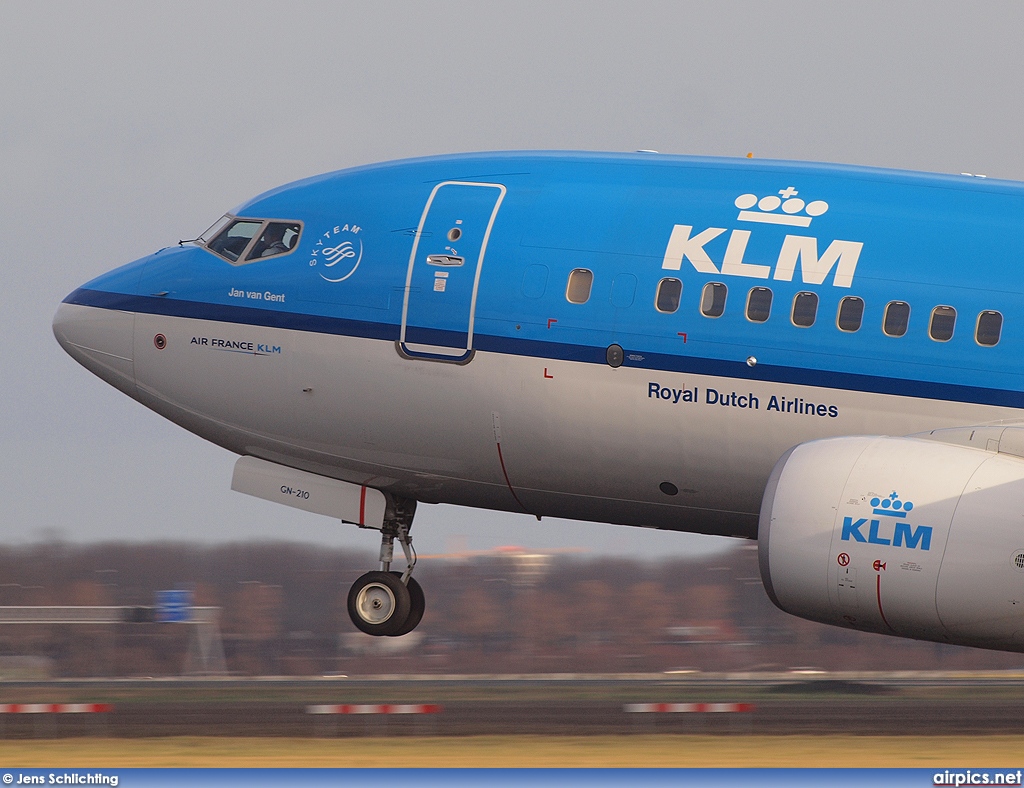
<box><xmin>876</xmin><ymin>574</ymin><xmax>894</xmax><ymax>632</ymax></box>
<box><xmin>495</xmin><ymin>442</ymin><xmax>533</xmax><ymax>517</ymax></box>
<box><xmin>359</xmin><ymin>486</ymin><xmax>366</xmax><ymax>525</ymax></box>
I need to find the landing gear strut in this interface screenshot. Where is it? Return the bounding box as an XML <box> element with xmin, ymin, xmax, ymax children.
<box><xmin>347</xmin><ymin>497</ymin><xmax>424</xmax><ymax>637</ymax></box>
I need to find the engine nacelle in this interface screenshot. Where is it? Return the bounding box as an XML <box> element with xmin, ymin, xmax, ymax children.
<box><xmin>759</xmin><ymin>435</ymin><xmax>1024</xmax><ymax>652</ymax></box>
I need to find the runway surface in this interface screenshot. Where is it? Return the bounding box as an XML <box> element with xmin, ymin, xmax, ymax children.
<box><xmin>0</xmin><ymin>673</ymin><xmax>1021</xmax><ymax>738</ymax></box>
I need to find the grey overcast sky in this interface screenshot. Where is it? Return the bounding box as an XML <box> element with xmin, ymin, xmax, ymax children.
<box><xmin>3</xmin><ymin>1</ymin><xmax>1023</xmax><ymax>558</ymax></box>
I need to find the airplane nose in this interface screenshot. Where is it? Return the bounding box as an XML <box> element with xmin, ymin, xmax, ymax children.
<box><xmin>53</xmin><ymin>301</ymin><xmax>137</xmax><ymax>397</ymax></box>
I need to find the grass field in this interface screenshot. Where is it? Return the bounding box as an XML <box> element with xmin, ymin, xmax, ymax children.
<box><xmin>0</xmin><ymin>736</ymin><xmax>1021</xmax><ymax>767</ymax></box>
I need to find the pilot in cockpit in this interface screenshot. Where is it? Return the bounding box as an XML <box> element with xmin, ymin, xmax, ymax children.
<box><xmin>255</xmin><ymin>223</ymin><xmax>290</xmax><ymax>258</ymax></box>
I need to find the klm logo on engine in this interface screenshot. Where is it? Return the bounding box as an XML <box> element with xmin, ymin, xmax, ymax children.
<box><xmin>840</xmin><ymin>492</ymin><xmax>932</xmax><ymax>551</ymax></box>
<box><xmin>661</xmin><ymin>187</ymin><xmax>863</xmax><ymax>287</ymax></box>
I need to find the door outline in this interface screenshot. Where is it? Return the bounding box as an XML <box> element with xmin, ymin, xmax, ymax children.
<box><xmin>399</xmin><ymin>181</ymin><xmax>506</xmax><ymax>362</ymax></box>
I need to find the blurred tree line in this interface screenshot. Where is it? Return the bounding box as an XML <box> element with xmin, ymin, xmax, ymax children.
<box><xmin>0</xmin><ymin>541</ymin><xmax>1018</xmax><ymax>677</ymax></box>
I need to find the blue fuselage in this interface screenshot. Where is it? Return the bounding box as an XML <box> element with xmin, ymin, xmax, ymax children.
<box><xmin>56</xmin><ymin>152</ymin><xmax>1024</xmax><ymax>538</ymax></box>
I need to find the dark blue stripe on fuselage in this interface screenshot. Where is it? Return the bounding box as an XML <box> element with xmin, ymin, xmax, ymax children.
<box><xmin>64</xmin><ymin>288</ymin><xmax>1024</xmax><ymax>410</ymax></box>
<box><xmin>66</xmin><ymin>288</ymin><xmax>399</xmax><ymax>342</ymax></box>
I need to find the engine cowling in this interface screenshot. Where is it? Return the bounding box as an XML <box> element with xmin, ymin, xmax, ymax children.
<box><xmin>758</xmin><ymin>435</ymin><xmax>1024</xmax><ymax>652</ymax></box>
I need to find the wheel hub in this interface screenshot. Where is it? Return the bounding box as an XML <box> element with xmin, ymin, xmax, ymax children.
<box><xmin>356</xmin><ymin>583</ymin><xmax>396</xmax><ymax>624</ymax></box>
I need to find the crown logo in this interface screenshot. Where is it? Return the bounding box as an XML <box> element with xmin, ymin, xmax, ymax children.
<box><xmin>734</xmin><ymin>187</ymin><xmax>829</xmax><ymax>228</ymax></box>
<box><xmin>870</xmin><ymin>492</ymin><xmax>914</xmax><ymax>518</ymax></box>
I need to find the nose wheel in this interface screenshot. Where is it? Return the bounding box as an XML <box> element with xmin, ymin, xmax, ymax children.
<box><xmin>390</xmin><ymin>574</ymin><xmax>425</xmax><ymax>636</ymax></box>
<box><xmin>347</xmin><ymin>571</ymin><xmax>412</xmax><ymax>636</ymax></box>
<box><xmin>346</xmin><ymin>501</ymin><xmax>424</xmax><ymax>636</ymax></box>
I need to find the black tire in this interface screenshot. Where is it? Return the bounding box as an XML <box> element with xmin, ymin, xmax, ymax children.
<box><xmin>388</xmin><ymin>573</ymin><xmax>425</xmax><ymax>637</ymax></box>
<box><xmin>347</xmin><ymin>570</ymin><xmax>412</xmax><ymax>636</ymax></box>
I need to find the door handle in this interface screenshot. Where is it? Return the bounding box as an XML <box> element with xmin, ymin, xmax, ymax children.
<box><xmin>426</xmin><ymin>254</ymin><xmax>464</xmax><ymax>266</ymax></box>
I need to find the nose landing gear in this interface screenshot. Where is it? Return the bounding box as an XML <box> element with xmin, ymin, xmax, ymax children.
<box><xmin>347</xmin><ymin>498</ymin><xmax>424</xmax><ymax>637</ymax></box>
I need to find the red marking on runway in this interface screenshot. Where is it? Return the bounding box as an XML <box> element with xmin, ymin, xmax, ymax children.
<box><xmin>307</xmin><ymin>704</ymin><xmax>442</xmax><ymax>715</ymax></box>
<box><xmin>624</xmin><ymin>703</ymin><xmax>755</xmax><ymax>713</ymax></box>
<box><xmin>0</xmin><ymin>704</ymin><xmax>112</xmax><ymax>713</ymax></box>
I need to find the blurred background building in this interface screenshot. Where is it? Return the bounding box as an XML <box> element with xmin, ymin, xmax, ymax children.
<box><xmin>0</xmin><ymin>540</ymin><xmax>1020</xmax><ymax>678</ymax></box>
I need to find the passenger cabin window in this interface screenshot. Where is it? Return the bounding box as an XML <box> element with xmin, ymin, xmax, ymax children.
<box><xmin>746</xmin><ymin>287</ymin><xmax>772</xmax><ymax>323</ymax></box>
<box><xmin>566</xmin><ymin>268</ymin><xmax>594</xmax><ymax>304</ymax></box>
<box><xmin>655</xmin><ymin>278</ymin><xmax>682</xmax><ymax>313</ymax></box>
<box><xmin>201</xmin><ymin>215</ymin><xmax>302</xmax><ymax>265</ymax></box>
<box><xmin>610</xmin><ymin>274</ymin><xmax>637</xmax><ymax>308</ymax></box>
<box><xmin>700</xmin><ymin>282</ymin><xmax>727</xmax><ymax>317</ymax></box>
<box><xmin>837</xmin><ymin>296</ymin><xmax>864</xmax><ymax>332</ymax></box>
<box><xmin>791</xmin><ymin>292</ymin><xmax>818</xmax><ymax>328</ymax></box>
<box><xmin>883</xmin><ymin>301</ymin><xmax>910</xmax><ymax>337</ymax></box>
<box><xmin>976</xmin><ymin>310</ymin><xmax>1003</xmax><ymax>346</ymax></box>
<box><xmin>521</xmin><ymin>264</ymin><xmax>548</xmax><ymax>299</ymax></box>
<box><xmin>929</xmin><ymin>306</ymin><xmax>956</xmax><ymax>342</ymax></box>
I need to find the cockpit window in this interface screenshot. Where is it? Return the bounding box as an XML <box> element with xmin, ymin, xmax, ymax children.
<box><xmin>197</xmin><ymin>215</ymin><xmax>234</xmax><ymax>245</ymax></box>
<box><xmin>206</xmin><ymin>219</ymin><xmax>263</xmax><ymax>262</ymax></box>
<box><xmin>246</xmin><ymin>222</ymin><xmax>301</xmax><ymax>261</ymax></box>
<box><xmin>199</xmin><ymin>215</ymin><xmax>302</xmax><ymax>265</ymax></box>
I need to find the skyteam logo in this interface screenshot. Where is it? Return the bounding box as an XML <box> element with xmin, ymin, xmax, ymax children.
<box><xmin>840</xmin><ymin>491</ymin><xmax>933</xmax><ymax>551</ymax></box>
<box><xmin>309</xmin><ymin>223</ymin><xmax>363</xmax><ymax>283</ymax></box>
<box><xmin>661</xmin><ymin>186</ymin><xmax>863</xmax><ymax>287</ymax></box>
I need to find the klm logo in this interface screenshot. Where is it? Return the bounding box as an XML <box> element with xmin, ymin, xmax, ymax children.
<box><xmin>840</xmin><ymin>492</ymin><xmax>932</xmax><ymax>551</ymax></box>
<box><xmin>661</xmin><ymin>187</ymin><xmax>863</xmax><ymax>287</ymax></box>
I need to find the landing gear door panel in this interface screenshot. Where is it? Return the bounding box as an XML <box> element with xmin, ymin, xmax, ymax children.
<box><xmin>231</xmin><ymin>455</ymin><xmax>386</xmax><ymax>528</ymax></box>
